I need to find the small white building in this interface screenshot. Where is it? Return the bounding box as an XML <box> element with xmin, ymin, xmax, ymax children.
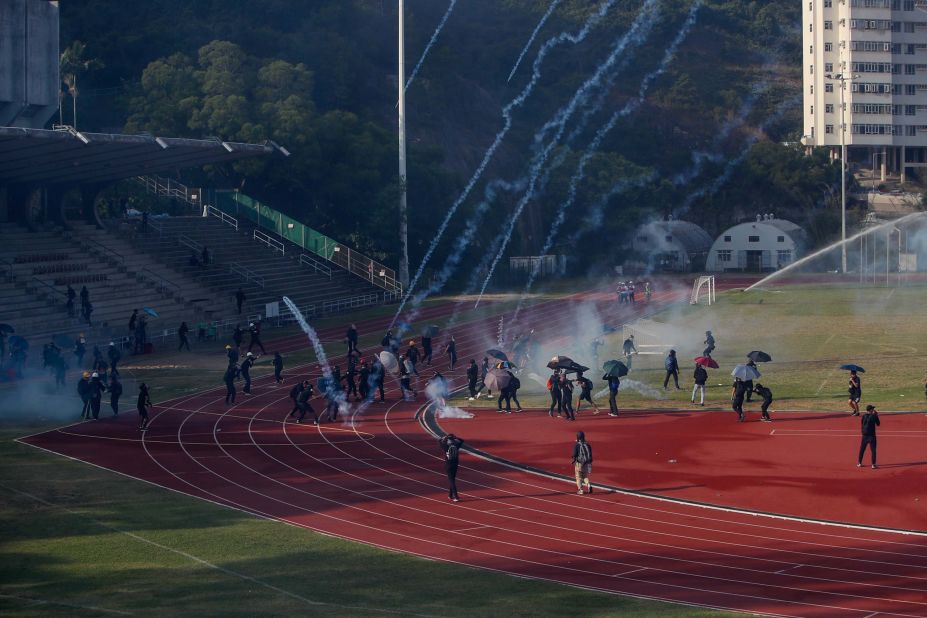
<box><xmin>706</xmin><ymin>216</ymin><xmax>806</xmax><ymax>273</ymax></box>
<box><xmin>631</xmin><ymin>220</ymin><xmax>713</xmax><ymax>273</ymax></box>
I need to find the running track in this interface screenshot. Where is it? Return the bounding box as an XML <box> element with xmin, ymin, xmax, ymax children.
<box><xmin>22</xmin><ymin>281</ymin><xmax>927</xmax><ymax>617</ymax></box>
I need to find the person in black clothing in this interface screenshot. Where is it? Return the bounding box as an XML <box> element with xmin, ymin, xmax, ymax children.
<box><xmin>692</xmin><ymin>363</ymin><xmax>708</xmax><ymax>406</ymax></box>
<box><xmin>344</xmin><ymin>361</ymin><xmax>358</xmax><ymax>400</ymax></box>
<box><xmin>857</xmin><ymin>404</ymin><xmax>880</xmax><ymax>468</ymax></box>
<box><xmin>248</xmin><ymin>322</ymin><xmax>266</xmax><ymax>354</ymax></box>
<box><xmin>108</xmin><ymin>342</ymin><xmax>121</xmax><ymax>375</ymax></box>
<box><xmin>622</xmin><ymin>334</ymin><xmax>636</xmax><ymax>370</ymax></box>
<box><xmin>224</xmin><ymin>364</ymin><xmax>238</xmax><ymax>404</ymax></box>
<box><xmin>476</xmin><ymin>356</ymin><xmax>491</xmax><ymax>399</ymax></box>
<box><xmin>703</xmin><ymin>330</ymin><xmax>716</xmax><ymax>357</ymax></box>
<box><xmin>178</xmin><ymin>321</ymin><xmax>191</xmax><ymax>351</ymax></box>
<box><xmin>421</xmin><ymin>334</ymin><xmax>433</xmax><ymax>366</ymax></box>
<box><xmin>731</xmin><ymin>377</ymin><xmax>747</xmax><ymax>422</ymax></box>
<box><xmin>381</xmin><ymin>330</ymin><xmax>399</xmax><ymax>354</ymax></box>
<box><xmin>346</xmin><ymin>323</ymin><xmax>359</xmax><ymax>354</ymax></box>
<box><xmin>444</xmin><ymin>336</ymin><xmax>457</xmax><ymax>370</ymax></box>
<box><xmin>406</xmin><ymin>340</ymin><xmax>420</xmax><ymax>376</ymax></box>
<box><xmin>233</xmin><ymin>325</ymin><xmax>243</xmax><ymax>350</ymax></box>
<box><xmin>87</xmin><ymin>372</ymin><xmax>106</xmax><ymax>420</ymax></box>
<box><xmin>201</xmin><ymin>246</ymin><xmax>209</xmax><ymax>266</ymax></box>
<box><xmin>296</xmin><ymin>382</ymin><xmax>317</xmax><ymax>424</ymax></box>
<box><xmin>109</xmin><ymin>375</ymin><xmax>123</xmax><ymax>416</ymax></box>
<box><xmin>240</xmin><ymin>352</ymin><xmax>254</xmax><ymax>394</ymax></box>
<box><xmin>606</xmin><ymin>375</ymin><xmax>621</xmax><ymax>416</ymax></box>
<box><xmin>84</xmin><ymin>302</ymin><xmax>94</xmax><ymax>327</ymax></box>
<box><xmin>272</xmin><ymin>352</ymin><xmax>284</xmax><ymax>383</ymax></box>
<box><xmin>371</xmin><ymin>358</ymin><xmax>385</xmax><ymax>402</ymax></box>
<box><xmin>663</xmin><ymin>349</ymin><xmax>680</xmax><ymax>390</ymax></box>
<box><xmin>560</xmin><ymin>374</ymin><xmax>576</xmax><ymax>421</ymax></box>
<box><xmin>77</xmin><ymin>372</ymin><xmax>91</xmax><ymax>419</ymax></box>
<box><xmin>226</xmin><ymin>344</ymin><xmax>239</xmax><ymax>367</ymax></box>
<box><xmin>288</xmin><ymin>380</ymin><xmax>307</xmax><ymax>417</ymax></box>
<box><xmin>66</xmin><ymin>285</ymin><xmax>76</xmax><ymax>317</ymax></box>
<box><xmin>571</xmin><ymin>431</ymin><xmax>593</xmax><ymax>495</ymax></box>
<box><xmin>54</xmin><ymin>356</ymin><xmax>68</xmax><ymax>389</ymax></box>
<box><xmin>79</xmin><ymin>285</ymin><xmax>89</xmax><ymax>311</ymax></box>
<box><xmin>439</xmin><ymin>433</ymin><xmax>464</xmax><ymax>502</ymax></box>
<box><xmin>498</xmin><ymin>373</ymin><xmax>522</xmax><ymax>413</ymax></box>
<box><xmin>848</xmin><ymin>370</ymin><xmax>862</xmax><ymax>416</ymax></box>
<box><xmin>399</xmin><ymin>355</ymin><xmax>415</xmax><ymax>401</ymax></box>
<box><xmin>548</xmin><ymin>369</ymin><xmax>563</xmax><ymax>417</ymax></box>
<box><xmin>137</xmin><ymin>383</ymin><xmax>152</xmax><ymax>430</ymax></box>
<box><xmin>752</xmin><ymin>383</ymin><xmax>773</xmax><ymax>422</ymax></box>
<box><xmin>128</xmin><ymin>309</ymin><xmax>138</xmax><ymax>334</ymax></box>
<box><xmin>358</xmin><ymin>361</ymin><xmax>371</xmax><ymax>402</ymax></box>
<box><xmin>575</xmin><ymin>372</ymin><xmax>598</xmax><ymax>414</ymax></box>
<box><xmin>466</xmin><ymin>360</ymin><xmax>479</xmax><ymax>400</ymax></box>
<box><xmin>744</xmin><ymin>359</ymin><xmax>757</xmax><ymax>402</ymax></box>
<box><xmin>74</xmin><ymin>337</ymin><xmax>87</xmax><ymax>367</ymax></box>
<box><xmin>235</xmin><ymin>288</ymin><xmax>246</xmax><ymax>314</ymax></box>
<box><xmin>320</xmin><ymin>376</ymin><xmax>340</xmax><ymax>423</ymax></box>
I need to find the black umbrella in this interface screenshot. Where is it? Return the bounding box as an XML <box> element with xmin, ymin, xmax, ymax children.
<box><xmin>487</xmin><ymin>349</ymin><xmax>509</xmax><ymax>362</ymax></box>
<box><xmin>747</xmin><ymin>351</ymin><xmax>772</xmax><ymax>363</ymax></box>
<box><xmin>53</xmin><ymin>334</ymin><xmax>74</xmax><ymax>349</ymax></box>
<box><xmin>602</xmin><ymin>359</ymin><xmax>629</xmax><ymax>378</ymax></box>
<box><xmin>422</xmin><ymin>325</ymin><xmax>440</xmax><ymax>338</ymax></box>
<box><xmin>546</xmin><ymin>355</ymin><xmax>575</xmax><ymax>370</ymax></box>
<box><xmin>565</xmin><ymin>362</ymin><xmax>589</xmax><ymax>374</ymax></box>
<box><xmin>8</xmin><ymin>335</ymin><xmax>28</xmax><ymax>351</ymax></box>
<box><xmin>0</xmin><ymin>323</ymin><xmax>14</xmax><ymax>334</ymax></box>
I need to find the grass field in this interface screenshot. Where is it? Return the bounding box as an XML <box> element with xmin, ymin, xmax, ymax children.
<box><xmin>4</xmin><ymin>282</ymin><xmax>924</xmax><ymax>616</ymax></box>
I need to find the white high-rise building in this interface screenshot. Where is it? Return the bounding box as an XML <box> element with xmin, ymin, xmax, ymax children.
<box><xmin>803</xmin><ymin>0</ymin><xmax>927</xmax><ymax>182</ymax></box>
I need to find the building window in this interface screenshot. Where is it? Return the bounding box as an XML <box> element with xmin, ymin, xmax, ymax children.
<box><xmin>906</xmin><ymin>105</ymin><xmax>917</xmax><ymax>116</ymax></box>
<box><xmin>905</xmin><ymin>64</ymin><xmax>917</xmax><ymax>75</ymax></box>
<box><xmin>810</xmin><ymin>105</ymin><xmax>814</xmax><ymax>115</ymax></box>
<box><xmin>824</xmin><ymin>20</ymin><xmax>833</xmax><ymax>30</ymax></box>
<box><xmin>825</xmin><ymin>42</ymin><xmax>833</xmax><ymax>52</ymax></box>
<box><xmin>810</xmin><ymin>44</ymin><xmax>814</xmax><ymax>54</ymax></box>
<box><xmin>723</xmin><ymin>235</ymin><xmax>732</xmax><ymax>242</ymax></box>
<box><xmin>825</xmin><ymin>83</ymin><xmax>833</xmax><ymax>93</ymax></box>
<box><xmin>717</xmin><ymin>250</ymin><xmax>732</xmax><ymax>263</ymax></box>
<box><xmin>809</xmin><ymin>64</ymin><xmax>814</xmax><ymax>75</ymax></box>
<box><xmin>907</xmin><ymin>85</ymin><xmax>917</xmax><ymax>95</ymax></box>
<box><xmin>825</xmin><ymin>63</ymin><xmax>834</xmax><ymax>72</ymax></box>
<box><xmin>777</xmin><ymin>235</ymin><xmax>785</xmax><ymax>243</ymax></box>
<box><xmin>777</xmin><ymin>250</ymin><xmax>792</xmax><ymax>265</ymax></box>
<box><xmin>824</xmin><ymin>0</ymin><xmax>831</xmax><ymax>5</ymax></box>
<box><xmin>826</xmin><ymin>124</ymin><xmax>835</xmax><ymax>133</ymax></box>
<box><xmin>748</xmin><ymin>236</ymin><xmax>760</xmax><ymax>243</ymax></box>
<box><xmin>907</xmin><ymin>125</ymin><xmax>918</xmax><ymax>136</ymax></box>
<box><xmin>825</xmin><ymin>104</ymin><xmax>834</xmax><ymax>113</ymax></box>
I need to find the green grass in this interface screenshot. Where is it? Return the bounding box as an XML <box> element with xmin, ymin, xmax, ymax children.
<box><xmin>1</xmin><ymin>298</ymin><xmax>737</xmax><ymax>618</ymax></box>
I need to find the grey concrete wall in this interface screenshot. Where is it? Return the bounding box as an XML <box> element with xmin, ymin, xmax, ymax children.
<box><xmin>0</xmin><ymin>0</ymin><xmax>59</xmax><ymax>129</ymax></box>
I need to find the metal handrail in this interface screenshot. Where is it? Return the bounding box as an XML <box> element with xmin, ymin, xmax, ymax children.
<box><xmin>229</xmin><ymin>262</ymin><xmax>264</xmax><ymax>288</ymax></box>
<box><xmin>178</xmin><ymin>234</ymin><xmax>203</xmax><ymax>252</ymax></box>
<box><xmin>29</xmin><ymin>276</ymin><xmax>66</xmax><ymax>302</ymax></box>
<box><xmin>81</xmin><ymin>236</ymin><xmax>125</xmax><ymax>266</ymax></box>
<box><xmin>253</xmin><ymin>229</ymin><xmax>285</xmax><ymax>255</ymax></box>
<box><xmin>140</xmin><ymin>267</ymin><xmax>181</xmax><ymax>294</ymax></box>
<box><xmin>207</xmin><ymin>205</ymin><xmax>238</xmax><ymax>230</ymax></box>
<box><xmin>321</xmin><ymin>292</ymin><xmax>380</xmax><ymax>315</ymax></box>
<box><xmin>298</xmin><ymin>253</ymin><xmax>332</xmax><ymax>279</ymax></box>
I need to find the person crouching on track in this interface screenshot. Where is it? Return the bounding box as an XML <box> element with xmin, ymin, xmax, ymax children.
<box><xmin>752</xmin><ymin>383</ymin><xmax>773</xmax><ymax>422</ymax></box>
<box><xmin>137</xmin><ymin>383</ymin><xmax>152</xmax><ymax>431</ymax></box>
<box><xmin>440</xmin><ymin>433</ymin><xmax>464</xmax><ymax>502</ymax></box>
<box><xmin>571</xmin><ymin>431</ymin><xmax>593</xmax><ymax>495</ymax></box>
<box><xmin>575</xmin><ymin>372</ymin><xmax>598</xmax><ymax>414</ymax></box>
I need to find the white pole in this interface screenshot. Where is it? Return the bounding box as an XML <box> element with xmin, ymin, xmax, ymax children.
<box><xmin>397</xmin><ymin>0</ymin><xmax>411</xmax><ymax>289</ymax></box>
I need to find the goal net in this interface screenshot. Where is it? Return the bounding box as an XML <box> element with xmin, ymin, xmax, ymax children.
<box><xmin>690</xmin><ymin>276</ymin><xmax>716</xmax><ymax>305</ymax></box>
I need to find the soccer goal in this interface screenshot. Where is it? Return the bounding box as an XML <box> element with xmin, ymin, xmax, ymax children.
<box><xmin>690</xmin><ymin>275</ymin><xmax>716</xmax><ymax>305</ymax></box>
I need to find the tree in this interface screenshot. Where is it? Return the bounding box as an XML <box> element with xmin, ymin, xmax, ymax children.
<box><xmin>59</xmin><ymin>41</ymin><xmax>104</xmax><ymax>129</ymax></box>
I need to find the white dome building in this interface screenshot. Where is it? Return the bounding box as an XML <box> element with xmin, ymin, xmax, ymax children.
<box><xmin>706</xmin><ymin>215</ymin><xmax>806</xmax><ymax>272</ymax></box>
<box><xmin>630</xmin><ymin>220</ymin><xmax>713</xmax><ymax>273</ymax></box>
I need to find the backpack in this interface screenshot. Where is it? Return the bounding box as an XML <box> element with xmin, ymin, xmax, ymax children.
<box><xmin>665</xmin><ymin>355</ymin><xmax>675</xmax><ymax>370</ymax></box>
<box><xmin>510</xmin><ymin>377</ymin><xmax>520</xmax><ymax>390</ymax></box>
<box><xmin>576</xmin><ymin>442</ymin><xmax>591</xmax><ymax>464</ymax></box>
<box><xmin>446</xmin><ymin>443</ymin><xmax>459</xmax><ymax>461</ymax></box>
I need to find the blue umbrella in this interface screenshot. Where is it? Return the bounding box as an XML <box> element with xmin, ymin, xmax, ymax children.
<box><xmin>143</xmin><ymin>307</ymin><xmax>159</xmax><ymax>318</ymax></box>
<box><xmin>840</xmin><ymin>364</ymin><xmax>865</xmax><ymax>373</ymax></box>
<box><xmin>731</xmin><ymin>364</ymin><xmax>761</xmax><ymax>380</ymax></box>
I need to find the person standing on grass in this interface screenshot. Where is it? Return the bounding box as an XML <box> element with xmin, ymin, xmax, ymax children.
<box><xmin>571</xmin><ymin>431</ymin><xmax>593</xmax><ymax>495</ymax></box>
<box><xmin>622</xmin><ymin>334</ymin><xmax>636</xmax><ymax>370</ymax></box>
<box><xmin>692</xmin><ymin>363</ymin><xmax>708</xmax><ymax>406</ymax></box>
<box><xmin>663</xmin><ymin>349</ymin><xmax>680</xmax><ymax>390</ymax></box>
<box><xmin>109</xmin><ymin>374</ymin><xmax>123</xmax><ymax>416</ymax></box>
<box><xmin>137</xmin><ymin>383</ymin><xmax>152</xmax><ymax>431</ymax></box>
<box><xmin>444</xmin><ymin>336</ymin><xmax>457</xmax><ymax>370</ymax></box>
<box><xmin>467</xmin><ymin>359</ymin><xmax>479</xmax><ymax>400</ymax></box>
<box><xmin>731</xmin><ymin>377</ymin><xmax>747</xmax><ymax>422</ymax></box>
<box><xmin>272</xmin><ymin>351</ymin><xmax>284</xmax><ymax>384</ymax></box>
<box><xmin>857</xmin><ymin>404</ymin><xmax>880</xmax><ymax>469</ymax></box>
<box><xmin>753</xmin><ymin>383</ymin><xmax>773</xmax><ymax>422</ymax></box>
<box><xmin>178</xmin><ymin>321</ymin><xmax>191</xmax><ymax>351</ymax></box>
<box><xmin>440</xmin><ymin>433</ymin><xmax>464</xmax><ymax>502</ymax></box>
<box><xmin>548</xmin><ymin>369</ymin><xmax>563</xmax><ymax>417</ymax></box>
<box><xmin>224</xmin><ymin>364</ymin><xmax>238</xmax><ymax>405</ymax></box>
<box><xmin>848</xmin><ymin>370</ymin><xmax>862</xmax><ymax>416</ymax></box>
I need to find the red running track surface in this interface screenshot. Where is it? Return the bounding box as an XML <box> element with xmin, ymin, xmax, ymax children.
<box><xmin>21</xmin><ymin>283</ymin><xmax>927</xmax><ymax>617</ymax></box>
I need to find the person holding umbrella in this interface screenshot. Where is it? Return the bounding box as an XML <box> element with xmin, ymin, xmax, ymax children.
<box><xmin>439</xmin><ymin>433</ymin><xmax>464</xmax><ymax>502</ymax></box>
<box><xmin>743</xmin><ymin>359</ymin><xmax>758</xmax><ymax>402</ymax></box>
<box><xmin>857</xmin><ymin>404</ymin><xmax>879</xmax><ymax>469</ymax></box>
<box><xmin>848</xmin><ymin>369</ymin><xmax>862</xmax><ymax>416</ymax></box>
<box><xmin>663</xmin><ymin>350</ymin><xmax>680</xmax><ymax>390</ymax></box>
<box><xmin>692</xmin><ymin>363</ymin><xmax>708</xmax><ymax>406</ymax></box>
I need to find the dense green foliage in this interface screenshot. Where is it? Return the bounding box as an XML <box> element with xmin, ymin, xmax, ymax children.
<box><xmin>61</xmin><ymin>0</ymin><xmax>845</xmax><ymax>280</ymax></box>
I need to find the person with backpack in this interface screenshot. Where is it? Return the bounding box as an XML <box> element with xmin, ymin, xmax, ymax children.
<box><xmin>439</xmin><ymin>433</ymin><xmax>464</xmax><ymax>502</ymax></box>
<box><xmin>857</xmin><ymin>404</ymin><xmax>880</xmax><ymax>469</ymax></box>
<box><xmin>548</xmin><ymin>369</ymin><xmax>563</xmax><ymax>417</ymax></box>
<box><xmin>606</xmin><ymin>374</ymin><xmax>621</xmax><ymax>417</ymax></box>
<box><xmin>272</xmin><ymin>352</ymin><xmax>284</xmax><ymax>384</ymax></box>
<box><xmin>663</xmin><ymin>349</ymin><xmax>680</xmax><ymax>390</ymax></box>
<box><xmin>692</xmin><ymin>363</ymin><xmax>708</xmax><ymax>406</ymax></box>
<box><xmin>575</xmin><ymin>372</ymin><xmax>598</xmax><ymax>414</ymax></box>
<box><xmin>498</xmin><ymin>373</ymin><xmax>522</xmax><ymax>413</ymax></box>
<box><xmin>137</xmin><ymin>383</ymin><xmax>152</xmax><ymax>431</ymax></box>
<box><xmin>466</xmin><ymin>360</ymin><xmax>479</xmax><ymax>400</ymax></box>
<box><xmin>753</xmin><ymin>382</ymin><xmax>774</xmax><ymax>422</ymax></box>
<box><xmin>288</xmin><ymin>380</ymin><xmax>307</xmax><ymax>417</ymax></box>
<box><xmin>560</xmin><ymin>374</ymin><xmax>576</xmax><ymax>421</ymax></box>
<box><xmin>571</xmin><ymin>431</ymin><xmax>593</xmax><ymax>495</ymax></box>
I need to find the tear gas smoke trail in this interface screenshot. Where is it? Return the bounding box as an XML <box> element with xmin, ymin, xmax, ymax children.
<box><xmin>507</xmin><ymin>0</ymin><xmax>562</xmax><ymax>83</ymax></box>
<box><xmin>425</xmin><ymin>378</ymin><xmax>474</xmax><ymax>419</ymax></box>
<box><xmin>392</xmin><ymin>0</ymin><xmax>619</xmax><ymax>325</ymax></box>
<box><xmin>595</xmin><ymin>379</ymin><xmax>666</xmax><ymax>400</ymax></box>
<box><xmin>404</xmin><ymin>0</ymin><xmax>458</xmax><ymax>92</ymax></box>
<box><xmin>490</xmin><ymin>1</ymin><xmax>702</xmax><ymax>312</ymax></box>
<box><xmin>673</xmin><ymin>94</ymin><xmax>800</xmax><ymax>217</ymax></box>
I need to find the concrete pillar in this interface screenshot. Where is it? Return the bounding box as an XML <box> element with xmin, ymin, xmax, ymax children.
<box><xmin>880</xmin><ymin>147</ymin><xmax>887</xmax><ymax>182</ymax></box>
<box><xmin>900</xmin><ymin>145</ymin><xmax>906</xmax><ymax>184</ymax></box>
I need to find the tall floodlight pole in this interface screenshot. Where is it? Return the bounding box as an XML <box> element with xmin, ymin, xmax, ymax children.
<box><xmin>826</xmin><ymin>72</ymin><xmax>855</xmax><ymax>274</ymax></box>
<box><xmin>397</xmin><ymin>0</ymin><xmax>411</xmax><ymax>289</ymax></box>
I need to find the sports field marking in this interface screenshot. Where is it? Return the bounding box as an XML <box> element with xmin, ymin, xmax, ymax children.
<box><xmin>774</xmin><ymin>565</ymin><xmax>805</xmax><ymax>575</ymax></box>
<box><xmin>0</xmin><ymin>592</ymin><xmax>131</xmax><ymax>616</ymax></box>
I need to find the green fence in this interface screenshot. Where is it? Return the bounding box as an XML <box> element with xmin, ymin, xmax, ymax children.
<box><xmin>215</xmin><ymin>191</ymin><xmax>401</xmax><ymax>294</ymax></box>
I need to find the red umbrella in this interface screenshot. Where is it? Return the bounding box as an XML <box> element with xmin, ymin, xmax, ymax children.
<box><xmin>694</xmin><ymin>356</ymin><xmax>719</xmax><ymax>369</ymax></box>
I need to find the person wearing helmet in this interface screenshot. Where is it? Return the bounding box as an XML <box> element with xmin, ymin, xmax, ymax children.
<box><xmin>223</xmin><ymin>364</ymin><xmax>238</xmax><ymax>405</ymax></box>
<box><xmin>226</xmin><ymin>344</ymin><xmax>239</xmax><ymax>367</ymax></box>
<box><xmin>77</xmin><ymin>371</ymin><xmax>92</xmax><ymax>419</ymax></box>
<box><xmin>248</xmin><ymin>321</ymin><xmax>265</xmax><ymax>355</ymax></box>
<box><xmin>107</xmin><ymin>341</ymin><xmax>121</xmax><ymax>374</ymax></box>
<box><xmin>87</xmin><ymin>372</ymin><xmax>107</xmax><ymax>420</ymax></box>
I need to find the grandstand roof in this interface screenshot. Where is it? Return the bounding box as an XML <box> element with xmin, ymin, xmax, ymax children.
<box><xmin>0</xmin><ymin>127</ymin><xmax>282</xmax><ymax>187</ymax></box>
